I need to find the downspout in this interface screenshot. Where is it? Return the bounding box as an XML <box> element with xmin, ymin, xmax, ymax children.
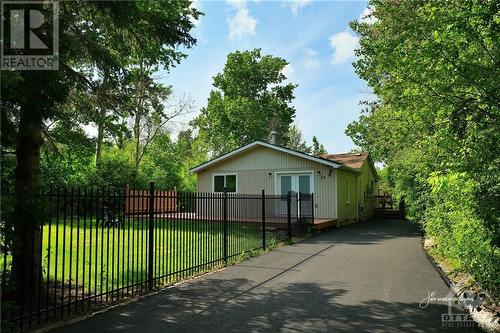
<box><xmin>356</xmin><ymin>174</ymin><xmax>360</xmax><ymax>223</ymax></box>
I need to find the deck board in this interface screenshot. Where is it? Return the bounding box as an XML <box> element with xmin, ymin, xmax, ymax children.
<box><xmin>141</xmin><ymin>212</ymin><xmax>337</xmax><ymax>230</ymax></box>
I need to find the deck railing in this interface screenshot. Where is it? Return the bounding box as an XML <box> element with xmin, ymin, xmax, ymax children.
<box><xmin>0</xmin><ymin>184</ymin><xmax>313</xmax><ymax>331</ymax></box>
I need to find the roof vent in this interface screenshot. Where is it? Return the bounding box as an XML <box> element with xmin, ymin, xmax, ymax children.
<box><xmin>355</xmin><ymin>153</ymin><xmax>362</xmax><ymax>156</ymax></box>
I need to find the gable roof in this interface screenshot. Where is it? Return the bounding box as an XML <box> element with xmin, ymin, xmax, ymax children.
<box><xmin>320</xmin><ymin>152</ymin><xmax>378</xmax><ymax>178</ymax></box>
<box><xmin>320</xmin><ymin>152</ymin><xmax>368</xmax><ymax>170</ymax></box>
<box><xmin>190</xmin><ymin>141</ymin><xmax>344</xmax><ymax>173</ymax></box>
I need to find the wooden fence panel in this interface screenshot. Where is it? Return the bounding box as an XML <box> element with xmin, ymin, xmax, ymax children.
<box><xmin>125</xmin><ymin>188</ymin><xmax>177</xmax><ymax>214</ymax></box>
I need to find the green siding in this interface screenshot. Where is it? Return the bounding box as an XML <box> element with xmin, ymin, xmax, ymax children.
<box><xmin>337</xmin><ymin>158</ymin><xmax>379</xmax><ymax>224</ymax></box>
<box><xmin>336</xmin><ymin>169</ymin><xmax>358</xmax><ymax>222</ymax></box>
<box><xmin>356</xmin><ymin>160</ymin><xmax>379</xmax><ymax>220</ymax></box>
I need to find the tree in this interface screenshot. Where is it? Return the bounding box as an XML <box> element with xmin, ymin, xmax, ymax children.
<box><xmin>62</xmin><ymin>69</ymin><xmax>130</xmax><ymax>170</ymax></box>
<box><xmin>346</xmin><ymin>0</ymin><xmax>499</xmax><ymax>292</ymax></box>
<box><xmin>175</xmin><ymin>129</ymin><xmax>208</xmax><ymax>191</ymax></box>
<box><xmin>285</xmin><ymin>124</ymin><xmax>328</xmax><ymax>155</ymax></box>
<box><xmin>311</xmin><ymin>136</ymin><xmax>327</xmax><ymax>155</ymax></box>
<box><xmin>127</xmin><ymin>63</ymin><xmax>171</xmax><ymax>177</ymax></box>
<box><xmin>40</xmin><ymin>121</ymin><xmax>95</xmax><ymax>188</ymax></box>
<box><xmin>1</xmin><ymin>0</ymin><xmax>201</xmax><ymax>303</ymax></box>
<box><xmin>125</xmin><ymin>64</ymin><xmax>194</xmax><ymax>178</ymax></box>
<box><xmin>193</xmin><ymin>49</ymin><xmax>297</xmax><ymax>154</ymax></box>
<box><xmin>90</xmin><ymin>71</ymin><xmax>130</xmax><ymax>169</ymax></box>
<box><xmin>285</xmin><ymin>124</ymin><xmax>311</xmax><ymax>153</ymax></box>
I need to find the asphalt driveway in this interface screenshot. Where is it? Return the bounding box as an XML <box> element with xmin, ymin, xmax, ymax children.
<box><xmin>50</xmin><ymin>218</ymin><xmax>478</xmax><ymax>332</ymax></box>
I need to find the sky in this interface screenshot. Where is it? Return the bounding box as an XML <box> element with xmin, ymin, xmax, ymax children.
<box><xmin>162</xmin><ymin>0</ymin><xmax>375</xmax><ymax>153</ymax></box>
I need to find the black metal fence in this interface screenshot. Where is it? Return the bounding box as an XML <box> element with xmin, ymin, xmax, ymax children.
<box><xmin>0</xmin><ymin>183</ymin><xmax>313</xmax><ymax>331</ymax></box>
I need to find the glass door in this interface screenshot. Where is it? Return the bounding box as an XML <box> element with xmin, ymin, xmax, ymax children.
<box><xmin>277</xmin><ymin>173</ymin><xmax>312</xmax><ymax>216</ymax></box>
<box><xmin>278</xmin><ymin>175</ymin><xmax>293</xmax><ymax>216</ymax></box>
<box><xmin>298</xmin><ymin>175</ymin><xmax>311</xmax><ymax>194</ymax></box>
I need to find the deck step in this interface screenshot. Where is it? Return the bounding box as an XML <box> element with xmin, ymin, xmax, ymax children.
<box><xmin>374</xmin><ymin>209</ymin><xmax>402</xmax><ymax>218</ymax></box>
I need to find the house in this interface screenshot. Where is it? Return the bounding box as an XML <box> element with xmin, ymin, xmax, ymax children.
<box><xmin>190</xmin><ymin>141</ymin><xmax>379</xmax><ymax>228</ymax></box>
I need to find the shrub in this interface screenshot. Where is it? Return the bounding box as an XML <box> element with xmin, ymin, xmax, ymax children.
<box><xmin>426</xmin><ymin>172</ymin><xmax>500</xmax><ymax>296</ymax></box>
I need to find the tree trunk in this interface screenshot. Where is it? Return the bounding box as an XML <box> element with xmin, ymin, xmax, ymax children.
<box><xmin>133</xmin><ymin>111</ymin><xmax>141</xmax><ymax>179</ymax></box>
<box><xmin>132</xmin><ymin>61</ymin><xmax>145</xmax><ymax>180</ymax></box>
<box><xmin>11</xmin><ymin>102</ymin><xmax>43</xmax><ymax>308</ymax></box>
<box><xmin>95</xmin><ymin>108</ymin><xmax>105</xmax><ymax>169</ymax></box>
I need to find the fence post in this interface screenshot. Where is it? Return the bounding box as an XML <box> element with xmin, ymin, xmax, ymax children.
<box><xmin>298</xmin><ymin>192</ymin><xmax>302</xmax><ymax>234</ymax></box>
<box><xmin>311</xmin><ymin>192</ymin><xmax>315</xmax><ymax>226</ymax></box>
<box><xmin>147</xmin><ymin>181</ymin><xmax>155</xmax><ymax>291</ymax></box>
<box><xmin>223</xmin><ymin>187</ymin><xmax>228</xmax><ymax>263</ymax></box>
<box><xmin>261</xmin><ymin>189</ymin><xmax>266</xmax><ymax>249</ymax></box>
<box><xmin>287</xmin><ymin>191</ymin><xmax>292</xmax><ymax>240</ymax></box>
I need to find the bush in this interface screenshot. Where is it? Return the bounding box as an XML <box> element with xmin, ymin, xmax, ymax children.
<box><xmin>91</xmin><ymin>147</ymin><xmax>136</xmax><ymax>188</ymax></box>
<box><xmin>425</xmin><ymin>172</ymin><xmax>500</xmax><ymax>296</ymax></box>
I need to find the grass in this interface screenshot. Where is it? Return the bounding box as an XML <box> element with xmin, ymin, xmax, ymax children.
<box><xmin>2</xmin><ymin>218</ymin><xmax>281</xmax><ymax>297</ymax></box>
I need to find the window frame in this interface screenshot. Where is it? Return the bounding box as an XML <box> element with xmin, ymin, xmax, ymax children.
<box><xmin>274</xmin><ymin>170</ymin><xmax>315</xmax><ymax>196</ymax></box>
<box><xmin>212</xmin><ymin>173</ymin><xmax>238</xmax><ymax>193</ymax></box>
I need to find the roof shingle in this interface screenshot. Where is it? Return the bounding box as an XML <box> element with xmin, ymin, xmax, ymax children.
<box><xmin>319</xmin><ymin>152</ymin><xmax>369</xmax><ymax>170</ymax></box>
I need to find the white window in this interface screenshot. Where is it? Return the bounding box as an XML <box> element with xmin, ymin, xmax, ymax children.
<box><xmin>213</xmin><ymin>174</ymin><xmax>237</xmax><ymax>193</ymax></box>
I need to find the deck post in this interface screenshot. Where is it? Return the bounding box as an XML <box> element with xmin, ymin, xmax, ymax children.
<box><xmin>287</xmin><ymin>191</ymin><xmax>292</xmax><ymax>240</ymax></box>
<box><xmin>147</xmin><ymin>181</ymin><xmax>155</xmax><ymax>291</ymax></box>
<box><xmin>261</xmin><ymin>189</ymin><xmax>266</xmax><ymax>249</ymax></box>
<box><xmin>223</xmin><ymin>187</ymin><xmax>228</xmax><ymax>263</ymax></box>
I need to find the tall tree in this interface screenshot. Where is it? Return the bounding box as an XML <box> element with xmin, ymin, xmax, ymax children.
<box><xmin>125</xmin><ymin>64</ymin><xmax>194</xmax><ymax>178</ymax></box>
<box><xmin>311</xmin><ymin>136</ymin><xmax>327</xmax><ymax>155</ymax></box>
<box><xmin>62</xmin><ymin>69</ymin><xmax>130</xmax><ymax>169</ymax></box>
<box><xmin>1</xmin><ymin>0</ymin><xmax>201</xmax><ymax>303</ymax></box>
<box><xmin>91</xmin><ymin>71</ymin><xmax>130</xmax><ymax>169</ymax></box>
<box><xmin>193</xmin><ymin>49</ymin><xmax>297</xmax><ymax>154</ymax></box>
<box><xmin>346</xmin><ymin>0</ymin><xmax>499</xmax><ymax>292</ymax></box>
<box><xmin>285</xmin><ymin>124</ymin><xmax>311</xmax><ymax>153</ymax></box>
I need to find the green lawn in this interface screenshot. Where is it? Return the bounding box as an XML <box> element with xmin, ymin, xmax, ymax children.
<box><xmin>3</xmin><ymin>218</ymin><xmax>279</xmax><ymax>298</ymax></box>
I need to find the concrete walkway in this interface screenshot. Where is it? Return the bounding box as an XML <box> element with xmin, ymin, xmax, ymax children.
<box><xmin>50</xmin><ymin>219</ymin><xmax>479</xmax><ymax>332</ymax></box>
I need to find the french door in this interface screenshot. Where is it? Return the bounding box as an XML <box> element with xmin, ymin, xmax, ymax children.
<box><xmin>277</xmin><ymin>173</ymin><xmax>312</xmax><ymax>216</ymax></box>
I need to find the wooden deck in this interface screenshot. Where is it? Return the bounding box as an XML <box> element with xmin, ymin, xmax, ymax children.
<box><xmin>147</xmin><ymin>212</ymin><xmax>337</xmax><ymax>230</ymax></box>
<box><xmin>313</xmin><ymin>218</ymin><xmax>337</xmax><ymax>230</ymax></box>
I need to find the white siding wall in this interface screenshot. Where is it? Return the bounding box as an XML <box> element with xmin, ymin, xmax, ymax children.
<box><xmin>196</xmin><ymin>146</ymin><xmax>338</xmax><ymax>219</ymax></box>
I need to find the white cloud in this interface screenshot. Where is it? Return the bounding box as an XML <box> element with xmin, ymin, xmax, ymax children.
<box><xmin>287</xmin><ymin>0</ymin><xmax>312</xmax><ymax>16</ymax></box>
<box><xmin>304</xmin><ymin>58</ymin><xmax>319</xmax><ymax>70</ymax></box>
<box><xmin>226</xmin><ymin>0</ymin><xmax>247</xmax><ymax>9</ymax></box>
<box><xmin>358</xmin><ymin>6</ymin><xmax>377</xmax><ymax>24</ymax></box>
<box><xmin>282</xmin><ymin>63</ymin><xmax>295</xmax><ymax>78</ymax></box>
<box><xmin>303</xmin><ymin>48</ymin><xmax>319</xmax><ymax>70</ymax></box>
<box><xmin>329</xmin><ymin>31</ymin><xmax>359</xmax><ymax>65</ymax></box>
<box><xmin>304</xmin><ymin>48</ymin><xmax>318</xmax><ymax>58</ymax></box>
<box><xmin>227</xmin><ymin>8</ymin><xmax>256</xmax><ymax>40</ymax></box>
<box><xmin>226</xmin><ymin>0</ymin><xmax>257</xmax><ymax>40</ymax></box>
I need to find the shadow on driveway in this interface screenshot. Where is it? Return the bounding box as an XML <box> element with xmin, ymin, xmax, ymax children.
<box><xmin>50</xmin><ymin>218</ymin><xmax>478</xmax><ymax>333</ymax></box>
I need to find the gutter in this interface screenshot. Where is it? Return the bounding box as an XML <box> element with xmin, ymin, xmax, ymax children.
<box><xmin>339</xmin><ymin>165</ymin><xmax>361</xmax><ymax>174</ymax></box>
